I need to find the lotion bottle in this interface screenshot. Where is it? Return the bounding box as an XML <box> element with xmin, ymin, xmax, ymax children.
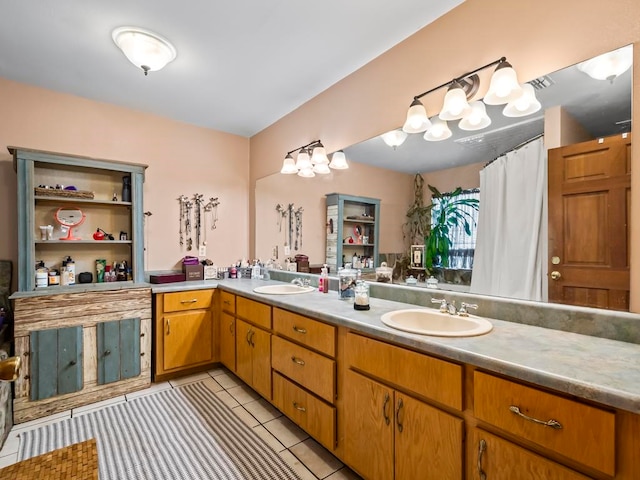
<box><xmin>320</xmin><ymin>264</ymin><xmax>329</xmax><ymax>293</ymax></box>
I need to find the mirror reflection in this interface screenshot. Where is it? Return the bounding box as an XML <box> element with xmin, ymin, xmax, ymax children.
<box><xmin>255</xmin><ymin>45</ymin><xmax>632</xmax><ymax>311</ymax></box>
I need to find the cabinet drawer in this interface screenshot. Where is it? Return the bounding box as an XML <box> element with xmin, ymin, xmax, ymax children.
<box><xmin>237</xmin><ymin>296</ymin><xmax>271</xmax><ymax>329</ymax></box>
<box><xmin>163</xmin><ymin>290</ymin><xmax>213</xmax><ymax>313</ymax></box>
<box><xmin>271</xmin><ymin>336</ymin><xmax>336</xmax><ymax>403</ymax></box>
<box><xmin>220</xmin><ymin>291</ymin><xmax>236</xmax><ymax>314</ymax></box>
<box><xmin>346</xmin><ymin>332</ymin><xmax>462</xmax><ymax>410</ymax></box>
<box><xmin>273</xmin><ymin>308</ymin><xmax>336</xmax><ymax>357</ymax></box>
<box><xmin>273</xmin><ymin>372</ymin><xmax>336</xmax><ymax>450</ymax></box>
<box><xmin>474</xmin><ymin>371</ymin><xmax>615</xmax><ymax>476</ymax></box>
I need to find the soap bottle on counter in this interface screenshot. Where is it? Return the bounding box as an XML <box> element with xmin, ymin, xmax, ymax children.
<box><xmin>319</xmin><ymin>264</ymin><xmax>329</xmax><ymax>293</ymax></box>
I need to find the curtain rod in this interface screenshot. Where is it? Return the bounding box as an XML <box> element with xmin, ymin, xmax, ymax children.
<box><xmin>484</xmin><ymin>133</ymin><xmax>544</xmax><ymax>168</ymax></box>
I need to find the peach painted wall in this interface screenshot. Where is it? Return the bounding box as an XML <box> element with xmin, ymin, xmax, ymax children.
<box><xmin>422</xmin><ymin>162</ymin><xmax>483</xmax><ymax>193</ymax></box>
<box><xmin>0</xmin><ymin>77</ymin><xmax>249</xmax><ymax>289</ymax></box>
<box><xmin>249</xmin><ymin>0</ymin><xmax>640</xmax><ymax>311</ymax></box>
<box><xmin>255</xmin><ymin>163</ymin><xmax>413</xmax><ymax>266</ymax></box>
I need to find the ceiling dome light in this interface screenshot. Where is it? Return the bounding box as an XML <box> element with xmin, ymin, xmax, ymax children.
<box><xmin>402</xmin><ymin>99</ymin><xmax>432</xmax><ymax>133</ymax></box>
<box><xmin>577</xmin><ymin>45</ymin><xmax>633</xmax><ymax>82</ymax></box>
<box><xmin>280</xmin><ymin>153</ymin><xmax>298</xmax><ymax>174</ymax></box>
<box><xmin>381</xmin><ymin>129</ymin><xmax>408</xmax><ymax>149</ymax></box>
<box><xmin>112</xmin><ymin>26</ymin><xmax>177</xmax><ymax>76</ymax></box>
<box><xmin>423</xmin><ymin>117</ymin><xmax>452</xmax><ymax>141</ymax></box>
<box><xmin>484</xmin><ymin>60</ymin><xmax>523</xmax><ymax>105</ymax></box>
<box><xmin>459</xmin><ymin>101</ymin><xmax>492</xmax><ymax>131</ymax></box>
<box><xmin>439</xmin><ymin>81</ymin><xmax>472</xmax><ymax>121</ymax></box>
<box><xmin>329</xmin><ymin>151</ymin><xmax>349</xmax><ymax>170</ymax></box>
<box><xmin>503</xmin><ymin>83</ymin><xmax>542</xmax><ymax>117</ymax></box>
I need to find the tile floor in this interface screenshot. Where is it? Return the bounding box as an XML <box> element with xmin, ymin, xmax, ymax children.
<box><xmin>0</xmin><ymin>368</ymin><xmax>362</xmax><ymax>480</ymax></box>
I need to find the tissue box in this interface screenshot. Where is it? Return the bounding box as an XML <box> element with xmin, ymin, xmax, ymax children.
<box><xmin>149</xmin><ymin>273</ymin><xmax>186</xmax><ymax>284</ymax></box>
<box><xmin>182</xmin><ymin>264</ymin><xmax>204</xmax><ymax>281</ymax></box>
<box><xmin>203</xmin><ymin>265</ymin><xmax>217</xmax><ymax>280</ymax></box>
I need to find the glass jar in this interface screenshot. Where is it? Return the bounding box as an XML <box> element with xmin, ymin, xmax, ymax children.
<box><xmin>426</xmin><ymin>276</ymin><xmax>439</xmax><ymax>289</ymax></box>
<box><xmin>338</xmin><ymin>263</ymin><xmax>357</xmax><ymax>301</ymax></box>
<box><xmin>354</xmin><ymin>280</ymin><xmax>370</xmax><ymax>310</ymax></box>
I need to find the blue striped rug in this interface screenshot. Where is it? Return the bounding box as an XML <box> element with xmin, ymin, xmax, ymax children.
<box><xmin>18</xmin><ymin>381</ymin><xmax>301</xmax><ymax>479</ymax></box>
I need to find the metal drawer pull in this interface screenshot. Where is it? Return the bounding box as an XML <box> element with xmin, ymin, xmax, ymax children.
<box><xmin>246</xmin><ymin>330</ymin><xmax>252</xmax><ymax>346</ymax></box>
<box><xmin>249</xmin><ymin>330</ymin><xmax>255</xmax><ymax>347</ymax></box>
<box><xmin>104</xmin><ymin>350</ymin><xmax>111</xmax><ymax>356</ymax></box>
<box><xmin>509</xmin><ymin>405</ymin><xmax>563</xmax><ymax>429</ymax></box>
<box><xmin>382</xmin><ymin>393</ymin><xmax>390</xmax><ymax>426</ymax></box>
<box><xmin>229</xmin><ymin>322</ymin><xmax>234</xmax><ymax>334</ymax></box>
<box><xmin>166</xmin><ymin>319</ymin><xmax>170</xmax><ymax>335</ymax></box>
<box><xmin>223</xmin><ymin>300</ymin><xmax>231</xmax><ymax>305</ymax></box>
<box><xmin>69</xmin><ymin>360</ymin><xmax>77</xmax><ymax>366</ymax></box>
<box><xmin>181</xmin><ymin>299</ymin><xmax>198</xmax><ymax>304</ymax></box>
<box><xmin>395</xmin><ymin>397</ymin><xmax>404</xmax><ymax>433</ymax></box>
<box><xmin>293</xmin><ymin>401</ymin><xmax>306</xmax><ymax>412</ymax></box>
<box><xmin>292</xmin><ymin>325</ymin><xmax>307</xmax><ymax>334</ymax></box>
<box><xmin>477</xmin><ymin>439</ymin><xmax>487</xmax><ymax>480</ymax></box>
<box><xmin>291</xmin><ymin>356</ymin><xmax>305</xmax><ymax>366</ymax></box>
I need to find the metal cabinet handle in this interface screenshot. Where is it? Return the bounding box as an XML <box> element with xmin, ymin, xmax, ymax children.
<box><xmin>246</xmin><ymin>329</ymin><xmax>252</xmax><ymax>346</ymax></box>
<box><xmin>509</xmin><ymin>405</ymin><xmax>563</xmax><ymax>429</ymax></box>
<box><xmin>223</xmin><ymin>300</ymin><xmax>231</xmax><ymax>305</ymax></box>
<box><xmin>104</xmin><ymin>350</ymin><xmax>111</xmax><ymax>356</ymax></box>
<box><xmin>229</xmin><ymin>321</ymin><xmax>234</xmax><ymax>335</ymax></box>
<box><xmin>166</xmin><ymin>319</ymin><xmax>170</xmax><ymax>335</ymax></box>
<box><xmin>477</xmin><ymin>439</ymin><xmax>487</xmax><ymax>480</ymax></box>
<box><xmin>292</xmin><ymin>325</ymin><xmax>307</xmax><ymax>334</ymax></box>
<box><xmin>69</xmin><ymin>360</ymin><xmax>77</xmax><ymax>366</ymax></box>
<box><xmin>382</xmin><ymin>392</ymin><xmax>390</xmax><ymax>426</ymax></box>
<box><xmin>291</xmin><ymin>356</ymin><xmax>305</xmax><ymax>366</ymax></box>
<box><xmin>293</xmin><ymin>401</ymin><xmax>306</xmax><ymax>412</ymax></box>
<box><xmin>395</xmin><ymin>397</ymin><xmax>404</xmax><ymax>433</ymax></box>
<box><xmin>249</xmin><ymin>330</ymin><xmax>255</xmax><ymax>347</ymax></box>
<box><xmin>181</xmin><ymin>298</ymin><xmax>198</xmax><ymax>304</ymax></box>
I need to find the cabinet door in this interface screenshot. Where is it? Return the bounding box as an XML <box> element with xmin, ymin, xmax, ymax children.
<box><xmin>97</xmin><ymin>318</ymin><xmax>141</xmax><ymax>385</ymax></box>
<box><xmin>163</xmin><ymin>310</ymin><xmax>212</xmax><ymax>371</ymax></box>
<box><xmin>220</xmin><ymin>311</ymin><xmax>236</xmax><ymax>372</ymax></box>
<box><xmin>395</xmin><ymin>394</ymin><xmax>463</xmax><ymax>480</ymax></box>
<box><xmin>469</xmin><ymin>428</ymin><xmax>590</xmax><ymax>480</ymax></box>
<box><xmin>235</xmin><ymin>319</ymin><xmax>253</xmax><ymax>385</ymax></box>
<box><xmin>30</xmin><ymin>326</ymin><xmax>83</xmax><ymax>401</ymax></box>
<box><xmin>344</xmin><ymin>370</ymin><xmax>393</xmax><ymax>480</ymax></box>
<box><xmin>250</xmin><ymin>326</ymin><xmax>271</xmax><ymax>400</ymax></box>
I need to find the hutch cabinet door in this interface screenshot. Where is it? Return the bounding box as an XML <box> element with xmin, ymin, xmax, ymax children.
<box><xmin>97</xmin><ymin>317</ymin><xmax>141</xmax><ymax>385</ymax></box>
<box><xmin>30</xmin><ymin>326</ymin><xmax>83</xmax><ymax>401</ymax></box>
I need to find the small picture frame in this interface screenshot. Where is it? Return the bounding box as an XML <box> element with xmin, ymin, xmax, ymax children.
<box><xmin>410</xmin><ymin>245</ymin><xmax>425</xmax><ymax>269</ymax></box>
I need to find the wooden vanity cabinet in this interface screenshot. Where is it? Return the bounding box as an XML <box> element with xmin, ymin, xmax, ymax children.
<box><xmin>153</xmin><ymin>289</ymin><xmax>217</xmax><ymax>382</ymax></box>
<box><xmin>219</xmin><ymin>291</ymin><xmax>236</xmax><ymax>372</ymax></box>
<box><xmin>12</xmin><ymin>288</ymin><xmax>151</xmax><ymax>423</ymax></box>
<box><xmin>468</xmin><ymin>428</ymin><xmax>591</xmax><ymax>480</ymax></box>
<box><xmin>343</xmin><ymin>332</ymin><xmax>464</xmax><ymax>479</ymax></box>
<box><xmin>271</xmin><ymin>308</ymin><xmax>337</xmax><ymax>450</ymax></box>
<box><xmin>235</xmin><ymin>296</ymin><xmax>272</xmax><ymax>399</ymax></box>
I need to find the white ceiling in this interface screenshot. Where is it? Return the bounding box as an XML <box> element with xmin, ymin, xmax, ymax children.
<box><xmin>0</xmin><ymin>0</ymin><xmax>463</xmax><ymax>137</ymax></box>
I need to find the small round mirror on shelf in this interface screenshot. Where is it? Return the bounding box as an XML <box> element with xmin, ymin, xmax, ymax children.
<box><xmin>55</xmin><ymin>207</ymin><xmax>86</xmax><ymax>241</ymax></box>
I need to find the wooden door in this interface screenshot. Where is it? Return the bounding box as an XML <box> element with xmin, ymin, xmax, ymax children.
<box><xmin>219</xmin><ymin>311</ymin><xmax>236</xmax><ymax>372</ymax></box>
<box><xmin>235</xmin><ymin>319</ymin><xmax>253</xmax><ymax>385</ymax></box>
<box><xmin>250</xmin><ymin>326</ymin><xmax>272</xmax><ymax>400</ymax></box>
<box><xmin>343</xmin><ymin>370</ymin><xmax>393</xmax><ymax>480</ymax></box>
<box><xmin>162</xmin><ymin>310</ymin><xmax>212</xmax><ymax>371</ymax></box>
<box><xmin>548</xmin><ymin>133</ymin><xmax>631</xmax><ymax>310</ymax></box>
<box><xmin>468</xmin><ymin>428</ymin><xmax>590</xmax><ymax>480</ymax></box>
<box><xmin>395</xmin><ymin>394</ymin><xmax>463</xmax><ymax>480</ymax></box>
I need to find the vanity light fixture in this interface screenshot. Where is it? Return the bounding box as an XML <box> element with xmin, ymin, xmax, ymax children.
<box><xmin>280</xmin><ymin>140</ymin><xmax>348</xmax><ymax>177</ymax></box>
<box><xmin>402</xmin><ymin>57</ymin><xmax>539</xmax><ymax>141</ymax></box>
<box><xmin>577</xmin><ymin>44</ymin><xmax>633</xmax><ymax>82</ymax></box>
<box><xmin>381</xmin><ymin>129</ymin><xmax>408</xmax><ymax>149</ymax></box>
<box><xmin>112</xmin><ymin>26</ymin><xmax>177</xmax><ymax>76</ymax></box>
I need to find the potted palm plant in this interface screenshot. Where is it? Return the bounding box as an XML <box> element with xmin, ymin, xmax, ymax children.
<box><xmin>425</xmin><ymin>185</ymin><xmax>479</xmax><ymax>269</ymax></box>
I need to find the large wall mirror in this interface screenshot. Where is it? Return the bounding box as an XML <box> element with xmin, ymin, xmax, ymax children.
<box><xmin>255</xmin><ymin>44</ymin><xmax>633</xmax><ymax>311</ymax></box>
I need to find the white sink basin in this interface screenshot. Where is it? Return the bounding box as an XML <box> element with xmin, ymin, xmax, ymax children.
<box><xmin>253</xmin><ymin>284</ymin><xmax>315</xmax><ymax>295</ymax></box>
<box><xmin>380</xmin><ymin>308</ymin><xmax>493</xmax><ymax>337</ymax></box>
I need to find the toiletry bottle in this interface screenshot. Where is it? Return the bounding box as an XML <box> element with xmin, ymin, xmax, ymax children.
<box><xmin>64</xmin><ymin>256</ymin><xmax>76</xmax><ymax>285</ymax></box>
<box><xmin>320</xmin><ymin>264</ymin><xmax>329</xmax><ymax>293</ymax></box>
<box><xmin>35</xmin><ymin>261</ymin><xmax>48</xmax><ymax>288</ymax></box>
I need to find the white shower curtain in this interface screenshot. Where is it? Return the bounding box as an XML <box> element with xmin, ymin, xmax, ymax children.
<box><xmin>470</xmin><ymin>137</ymin><xmax>546</xmax><ymax>301</ymax></box>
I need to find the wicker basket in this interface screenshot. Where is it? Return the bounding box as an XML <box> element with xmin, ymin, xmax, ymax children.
<box><xmin>34</xmin><ymin>187</ymin><xmax>95</xmax><ymax>200</ymax></box>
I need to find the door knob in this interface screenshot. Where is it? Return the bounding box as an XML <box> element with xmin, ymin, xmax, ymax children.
<box><xmin>551</xmin><ymin>271</ymin><xmax>562</xmax><ymax>280</ymax></box>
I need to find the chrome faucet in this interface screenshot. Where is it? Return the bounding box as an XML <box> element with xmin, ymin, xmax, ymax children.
<box><xmin>431</xmin><ymin>298</ymin><xmax>456</xmax><ymax>315</ymax></box>
<box><xmin>458</xmin><ymin>302</ymin><xmax>478</xmax><ymax>317</ymax></box>
<box><xmin>291</xmin><ymin>277</ymin><xmax>304</xmax><ymax>286</ymax></box>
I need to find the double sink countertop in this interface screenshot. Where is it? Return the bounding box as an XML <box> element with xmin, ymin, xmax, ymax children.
<box><xmin>152</xmin><ymin>277</ymin><xmax>640</xmax><ymax>415</ymax></box>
